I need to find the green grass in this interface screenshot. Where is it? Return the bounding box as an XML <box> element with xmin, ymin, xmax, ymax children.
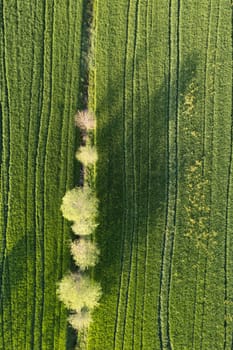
<box><xmin>87</xmin><ymin>0</ymin><xmax>233</xmax><ymax>349</ymax></box>
<box><xmin>1</xmin><ymin>0</ymin><xmax>233</xmax><ymax>349</ymax></box>
<box><xmin>0</xmin><ymin>1</ymin><xmax>83</xmax><ymax>348</ymax></box>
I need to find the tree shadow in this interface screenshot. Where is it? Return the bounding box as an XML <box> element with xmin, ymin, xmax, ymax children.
<box><xmin>93</xmin><ymin>52</ymin><xmax>199</xmax><ymax>296</ymax></box>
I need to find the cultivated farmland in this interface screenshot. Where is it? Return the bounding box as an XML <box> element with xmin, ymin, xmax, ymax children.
<box><xmin>1</xmin><ymin>1</ymin><xmax>83</xmax><ymax>349</ymax></box>
<box><xmin>87</xmin><ymin>1</ymin><xmax>233</xmax><ymax>349</ymax></box>
<box><xmin>1</xmin><ymin>0</ymin><xmax>233</xmax><ymax>349</ymax></box>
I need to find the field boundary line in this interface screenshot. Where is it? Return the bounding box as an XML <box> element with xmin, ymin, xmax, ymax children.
<box><xmin>224</xmin><ymin>66</ymin><xmax>233</xmax><ymax>350</ymax></box>
<box><xmin>131</xmin><ymin>2</ymin><xmax>141</xmax><ymax>347</ymax></box>
<box><xmin>34</xmin><ymin>1</ymin><xmax>47</xmax><ymax>347</ymax></box>
<box><xmin>230</xmin><ymin>7</ymin><xmax>233</xmax><ymax>347</ymax></box>
<box><xmin>25</xmin><ymin>2</ymin><xmax>41</xmax><ymax>347</ymax></box>
<box><xmin>140</xmin><ymin>0</ymin><xmax>151</xmax><ymax>346</ymax></box>
<box><xmin>223</xmin><ymin>2</ymin><xmax>233</xmax><ymax>347</ymax></box>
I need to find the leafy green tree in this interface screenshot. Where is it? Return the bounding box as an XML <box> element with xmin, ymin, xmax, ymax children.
<box><xmin>60</xmin><ymin>186</ymin><xmax>98</xmax><ymax>235</ymax></box>
<box><xmin>57</xmin><ymin>273</ymin><xmax>102</xmax><ymax>312</ymax></box>
<box><xmin>74</xmin><ymin>110</ymin><xmax>96</xmax><ymax>131</ymax></box>
<box><xmin>68</xmin><ymin>309</ymin><xmax>92</xmax><ymax>330</ymax></box>
<box><xmin>76</xmin><ymin>145</ymin><xmax>98</xmax><ymax>166</ymax></box>
<box><xmin>71</xmin><ymin>239</ymin><xmax>100</xmax><ymax>270</ymax></box>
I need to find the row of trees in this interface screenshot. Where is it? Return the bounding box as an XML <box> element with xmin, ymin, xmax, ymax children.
<box><xmin>57</xmin><ymin>111</ymin><xmax>102</xmax><ymax>334</ymax></box>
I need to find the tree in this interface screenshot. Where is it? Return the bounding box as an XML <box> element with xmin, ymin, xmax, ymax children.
<box><xmin>74</xmin><ymin>110</ymin><xmax>96</xmax><ymax>131</ymax></box>
<box><xmin>70</xmin><ymin>239</ymin><xmax>100</xmax><ymax>270</ymax></box>
<box><xmin>68</xmin><ymin>309</ymin><xmax>92</xmax><ymax>330</ymax></box>
<box><xmin>76</xmin><ymin>145</ymin><xmax>98</xmax><ymax>166</ymax></box>
<box><xmin>57</xmin><ymin>273</ymin><xmax>102</xmax><ymax>312</ymax></box>
<box><xmin>71</xmin><ymin>218</ymin><xmax>97</xmax><ymax>237</ymax></box>
<box><xmin>60</xmin><ymin>186</ymin><xmax>98</xmax><ymax>235</ymax></box>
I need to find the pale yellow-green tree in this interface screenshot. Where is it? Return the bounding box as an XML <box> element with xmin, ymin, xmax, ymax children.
<box><xmin>71</xmin><ymin>239</ymin><xmax>100</xmax><ymax>270</ymax></box>
<box><xmin>74</xmin><ymin>110</ymin><xmax>96</xmax><ymax>131</ymax></box>
<box><xmin>60</xmin><ymin>186</ymin><xmax>98</xmax><ymax>235</ymax></box>
<box><xmin>57</xmin><ymin>273</ymin><xmax>102</xmax><ymax>312</ymax></box>
<box><xmin>76</xmin><ymin>145</ymin><xmax>98</xmax><ymax>167</ymax></box>
<box><xmin>68</xmin><ymin>309</ymin><xmax>92</xmax><ymax>330</ymax></box>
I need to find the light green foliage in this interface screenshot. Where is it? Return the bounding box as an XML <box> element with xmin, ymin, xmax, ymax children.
<box><xmin>75</xmin><ymin>110</ymin><xmax>96</xmax><ymax>131</ymax></box>
<box><xmin>71</xmin><ymin>218</ymin><xmax>98</xmax><ymax>236</ymax></box>
<box><xmin>71</xmin><ymin>239</ymin><xmax>100</xmax><ymax>270</ymax></box>
<box><xmin>57</xmin><ymin>273</ymin><xmax>102</xmax><ymax>312</ymax></box>
<box><xmin>68</xmin><ymin>310</ymin><xmax>92</xmax><ymax>330</ymax></box>
<box><xmin>76</xmin><ymin>146</ymin><xmax>98</xmax><ymax>166</ymax></box>
<box><xmin>61</xmin><ymin>186</ymin><xmax>98</xmax><ymax>235</ymax></box>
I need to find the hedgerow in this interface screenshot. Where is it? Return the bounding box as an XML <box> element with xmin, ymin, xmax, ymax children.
<box><xmin>57</xmin><ymin>110</ymin><xmax>101</xmax><ymax>347</ymax></box>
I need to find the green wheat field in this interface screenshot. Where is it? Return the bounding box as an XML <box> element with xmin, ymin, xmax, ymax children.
<box><xmin>1</xmin><ymin>0</ymin><xmax>233</xmax><ymax>349</ymax></box>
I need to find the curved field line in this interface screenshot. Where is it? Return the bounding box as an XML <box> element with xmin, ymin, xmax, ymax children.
<box><xmin>200</xmin><ymin>2</ymin><xmax>221</xmax><ymax>348</ymax></box>
<box><xmin>158</xmin><ymin>0</ymin><xmax>171</xmax><ymax>343</ymax></box>
<box><xmin>34</xmin><ymin>1</ymin><xmax>48</xmax><ymax>347</ymax></box>
<box><xmin>224</xmin><ymin>4</ymin><xmax>233</xmax><ymax>349</ymax></box>
<box><xmin>121</xmin><ymin>1</ymin><xmax>140</xmax><ymax>347</ymax></box>
<box><xmin>131</xmin><ymin>8</ymin><xmax>142</xmax><ymax>347</ymax></box>
<box><xmin>15</xmin><ymin>0</ymin><xmax>21</xmax><ymax>98</ymax></box>
<box><xmin>128</xmin><ymin>2</ymin><xmax>141</xmax><ymax>347</ymax></box>
<box><xmin>1</xmin><ymin>2</ymin><xmax>14</xmax><ymax>348</ymax></box>
<box><xmin>0</xmin><ymin>0</ymin><xmax>10</xmax><ymax>332</ymax></box>
<box><xmin>132</xmin><ymin>67</ymin><xmax>144</xmax><ymax>349</ymax></box>
<box><xmin>42</xmin><ymin>1</ymin><xmax>57</xmax><ymax>346</ymax></box>
<box><xmin>33</xmin><ymin>73</ymin><xmax>44</xmax><ymax>349</ymax></box>
<box><xmin>56</xmin><ymin>1</ymin><xmax>79</xmax><ymax>344</ymax></box>
<box><xmin>166</xmin><ymin>0</ymin><xmax>180</xmax><ymax>345</ymax></box>
<box><xmin>140</xmin><ymin>0</ymin><xmax>151</xmax><ymax>346</ymax></box>
<box><xmin>25</xmin><ymin>2</ymin><xmax>39</xmax><ymax>347</ymax></box>
<box><xmin>228</xmin><ymin>6</ymin><xmax>233</xmax><ymax>350</ymax></box>
<box><xmin>158</xmin><ymin>0</ymin><xmax>179</xmax><ymax>349</ymax></box>
<box><xmin>224</xmin><ymin>64</ymin><xmax>233</xmax><ymax>350</ymax></box>
<box><xmin>113</xmin><ymin>0</ymin><xmax>131</xmax><ymax>348</ymax></box>
<box><xmin>56</xmin><ymin>5</ymin><xmax>71</xmax><ymax>342</ymax></box>
<box><xmin>66</xmin><ymin>0</ymin><xmax>82</xmax><ymax>177</ymax></box>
